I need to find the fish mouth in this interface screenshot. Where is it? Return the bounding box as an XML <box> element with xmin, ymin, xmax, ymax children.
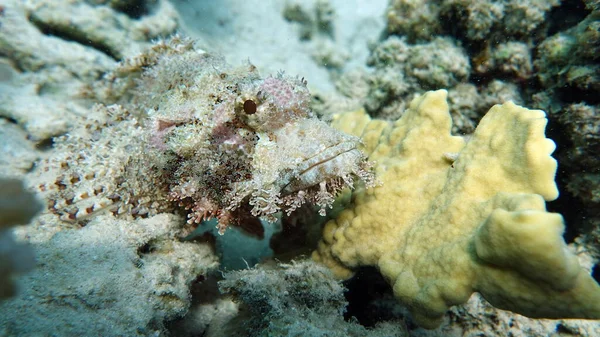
<box><xmin>282</xmin><ymin>141</ymin><xmax>361</xmax><ymax>193</ymax></box>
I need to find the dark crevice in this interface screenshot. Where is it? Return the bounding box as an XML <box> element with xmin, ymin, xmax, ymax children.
<box><xmin>28</xmin><ymin>14</ymin><xmax>120</xmax><ymax>61</ymax></box>
<box><xmin>468</xmin><ymin>73</ymin><xmax>497</xmax><ymax>89</ymax></box>
<box><xmin>343</xmin><ymin>267</ymin><xmax>398</xmax><ymax>327</ymax></box>
<box><xmin>556</xmin><ymin>85</ymin><xmax>600</xmax><ymax>105</ymax></box>
<box><xmin>137</xmin><ymin>239</ymin><xmax>160</xmax><ymax>256</ymax></box>
<box><xmin>111</xmin><ymin>0</ymin><xmax>154</xmax><ymax>19</ymax></box>
<box><xmin>439</xmin><ymin>5</ymin><xmax>469</xmax><ymax>43</ymax></box>
<box><xmin>1</xmin><ymin>116</ymin><xmax>18</xmax><ymax>125</ymax></box>
<box><xmin>34</xmin><ymin>137</ymin><xmax>55</xmax><ymax>151</ymax></box>
<box><xmin>165</xmin><ymin>272</ymin><xmax>223</xmax><ymax>336</ymax></box>
<box><xmin>546</xmin><ymin>183</ymin><xmax>587</xmax><ymax>243</ymax></box>
<box><xmin>547</xmin><ymin>0</ymin><xmax>590</xmax><ymax>36</ymax></box>
<box><xmin>544</xmin><ymin>117</ymin><xmax>586</xmax><ymax>243</ymax></box>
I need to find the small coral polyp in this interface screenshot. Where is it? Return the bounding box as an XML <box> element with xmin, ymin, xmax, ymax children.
<box><xmin>36</xmin><ymin>37</ymin><xmax>374</xmax><ymax>236</ymax></box>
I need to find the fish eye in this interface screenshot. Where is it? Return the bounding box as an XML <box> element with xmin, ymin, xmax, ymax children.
<box><xmin>243</xmin><ymin>99</ymin><xmax>257</xmax><ymax>114</ymax></box>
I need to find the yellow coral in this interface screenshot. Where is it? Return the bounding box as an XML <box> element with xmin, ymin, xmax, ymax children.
<box><xmin>313</xmin><ymin>90</ymin><xmax>600</xmax><ymax>328</ymax></box>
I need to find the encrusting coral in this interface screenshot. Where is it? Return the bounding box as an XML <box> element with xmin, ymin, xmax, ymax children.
<box><xmin>312</xmin><ymin>90</ymin><xmax>600</xmax><ymax>328</ymax></box>
<box><xmin>33</xmin><ymin>36</ymin><xmax>374</xmax><ymax>237</ymax></box>
<box><xmin>217</xmin><ymin>260</ymin><xmax>405</xmax><ymax>336</ymax></box>
<box><xmin>0</xmin><ymin>213</ymin><xmax>219</xmax><ymax>336</ymax></box>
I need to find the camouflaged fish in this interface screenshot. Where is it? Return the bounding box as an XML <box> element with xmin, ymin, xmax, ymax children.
<box><xmin>35</xmin><ymin>36</ymin><xmax>374</xmax><ymax>236</ymax></box>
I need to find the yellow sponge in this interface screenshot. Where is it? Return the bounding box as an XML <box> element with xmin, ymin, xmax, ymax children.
<box><xmin>313</xmin><ymin>90</ymin><xmax>600</xmax><ymax>328</ymax></box>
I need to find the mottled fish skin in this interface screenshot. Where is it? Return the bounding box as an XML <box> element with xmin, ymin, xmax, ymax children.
<box><xmin>35</xmin><ymin>36</ymin><xmax>374</xmax><ymax>235</ymax></box>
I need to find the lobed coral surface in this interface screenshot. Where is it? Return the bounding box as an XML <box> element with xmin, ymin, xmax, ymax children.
<box><xmin>313</xmin><ymin>90</ymin><xmax>600</xmax><ymax>328</ymax></box>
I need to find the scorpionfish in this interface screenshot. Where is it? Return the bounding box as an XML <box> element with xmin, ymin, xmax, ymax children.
<box><xmin>35</xmin><ymin>36</ymin><xmax>375</xmax><ymax>236</ymax></box>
